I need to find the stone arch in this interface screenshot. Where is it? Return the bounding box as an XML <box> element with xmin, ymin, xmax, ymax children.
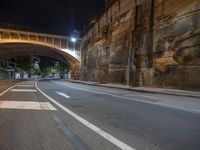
<box><xmin>0</xmin><ymin>39</ymin><xmax>80</xmax><ymax>78</ymax></box>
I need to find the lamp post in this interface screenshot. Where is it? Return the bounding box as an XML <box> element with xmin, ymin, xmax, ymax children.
<box><xmin>70</xmin><ymin>37</ymin><xmax>81</xmax><ymax>56</ymax></box>
<box><xmin>71</xmin><ymin>37</ymin><xmax>77</xmax><ymax>54</ymax></box>
<box><xmin>70</xmin><ymin>37</ymin><xmax>82</xmax><ymax>80</ymax></box>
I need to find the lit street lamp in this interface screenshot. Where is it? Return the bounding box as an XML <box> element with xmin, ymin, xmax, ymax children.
<box><xmin>71</xmin><ymin>37</ymin><xmax>77</xmax><ymax>54</ymax></box>
<box><xmin>71</xmin><ymin>37</ymin><xmax>77</xmax><ymax>43</ymax></box>
<box><xmin>70</xmin><ymin>37</ymin><xmax>81</xmax><ymax>56</ymax></box>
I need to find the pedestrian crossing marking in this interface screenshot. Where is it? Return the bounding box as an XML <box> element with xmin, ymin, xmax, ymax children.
<box><xmin>0</xmin><ymin>101</ymin><xmax>57</xmax><ymax>111</ymax></box>
<box><xmin>17</xmin><ymin>85</ymin><xmax>35</xmax><ymax>87</ymax></box>
<box><xmin>11</xmin><ymin>89</ymin><xmax>37</xmax><ymax>92</ymax></box>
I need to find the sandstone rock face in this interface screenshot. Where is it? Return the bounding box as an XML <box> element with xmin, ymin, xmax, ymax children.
<box><xmin>80</xmin><ymin>0</ymin><xmax>200</xmax><ymax>90</ymax></box>
<box><xmin>153</xmin><ymin>0</ymin><xmax>200</xmax><ymax>90</ymax></box>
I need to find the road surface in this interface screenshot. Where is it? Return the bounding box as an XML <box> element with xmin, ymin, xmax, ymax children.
<box><xmin>0</xmin><ymin>80</ymin><xmax>200</xmax><ymax>150</ymax></box>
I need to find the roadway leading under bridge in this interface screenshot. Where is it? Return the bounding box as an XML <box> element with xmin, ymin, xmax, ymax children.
<box><xmin>0</xmin><ymin>80</ymin><xmax>200</xmax><ymax>150</ymax></box>
<box><xmin>0</xmin><ymin>28</ymin><xmax>81</xmax><ymax>71</ymax></box>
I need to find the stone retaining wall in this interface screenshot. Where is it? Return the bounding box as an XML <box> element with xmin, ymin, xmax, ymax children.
<box><xmin>80</xmin><ymin>0</ymin><xmax>200</xmax><ymax>90</ymax></box>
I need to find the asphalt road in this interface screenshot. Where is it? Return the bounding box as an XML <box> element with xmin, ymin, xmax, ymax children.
<box><xmin>0</xmin><ymin>80</ymin><xmax>200</xmax><ymax>150</ymax></box>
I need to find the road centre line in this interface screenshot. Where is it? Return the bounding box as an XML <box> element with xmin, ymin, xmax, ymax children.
<box><xmin>36</xmin><ymin>81</ymin><xmax>135</xmax><ymax>150</ymax></box>
<box><xmin>52</xmin><ymin>81</ymin><xmax>200</xmax><ymax>114</ymax></box>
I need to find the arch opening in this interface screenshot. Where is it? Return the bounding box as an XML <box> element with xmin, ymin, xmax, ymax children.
<box><xmin>0</xmin><ymin>41</ymin><xmax>80</xmax><ymax>79</ymax></box>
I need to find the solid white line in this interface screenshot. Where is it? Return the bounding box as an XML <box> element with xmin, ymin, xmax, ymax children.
<box><xmin>52</xmin><ymin>81</ymin><xmax>200</xmax><ymax>114</ymax></box>
<box><xmin>0</xmin><ymin>82</ymin><xmax>20</xmax><ymax>97</ymax></box>
<box><xmin>0</xmin><ymin>101</ymin><xmax>57</xmax><ymax>110</ymax></box>
<box><xmin>36</xmin><ymin>81</ymin><xmax>135</xmax><ymax>150</ymax></box>
<box><xmin>56</xmin><ymin>91</ymin><xmax>71</xmax><ymax>99</ymax></box>
<box><xmin>11</xmin><ymin>89</ymin><xmax>37</xmax><ymax>92</ymax></box>
<box><xmin>125</xmin><ymin>94</ymin><xmax>167</xmax><ymax>100</ymax></box>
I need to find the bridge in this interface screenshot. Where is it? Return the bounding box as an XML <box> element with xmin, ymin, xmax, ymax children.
<box><xmin>0</xmin><ymin>27</ymin><xmax>81</xmax><ymax>75</ymax></box>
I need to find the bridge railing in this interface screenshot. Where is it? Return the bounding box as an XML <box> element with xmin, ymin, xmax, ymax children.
<box><xmin>0</xmin><ymin>27</ymin><xmax>81</xmax><ymax>58</ymax></box>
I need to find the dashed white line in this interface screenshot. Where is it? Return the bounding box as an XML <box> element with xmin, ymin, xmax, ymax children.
<box><xmin>36</xmin><ymin>81</ymin><xmax>135</xmax><ymax>150</ymax></box>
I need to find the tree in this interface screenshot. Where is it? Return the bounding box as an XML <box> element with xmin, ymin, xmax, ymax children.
<box><xmin>30</xmin><ymin>62</ymin><xmax>41</xmax><ymax>76</ymax></box>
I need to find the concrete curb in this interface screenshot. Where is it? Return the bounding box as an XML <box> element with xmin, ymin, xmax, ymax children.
<box><xmin>65</xmin><ymin>79</ymin><xmax>200</xmax><ymax>98</ymax></box>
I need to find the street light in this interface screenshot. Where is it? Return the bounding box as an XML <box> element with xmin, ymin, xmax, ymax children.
<box><xmin>71</xmin><ymin>37</ymin><xmax>77</xmax><ymax>42</ymax></box>
<box><xmin>71</xmin><ymin>37</ymin><xmax>77</xmax><ymax>54</ymax></box>
<box><xmin>71</xmin><ymin>37</ymin><xmax>81</xmax><ymax>56</ymax></box>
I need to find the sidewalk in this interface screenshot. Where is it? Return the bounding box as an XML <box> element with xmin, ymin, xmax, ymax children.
<box><xmin>66</xmin><ymin>79</ymin><xmax>200</xmax><ymax>98</ymax></box>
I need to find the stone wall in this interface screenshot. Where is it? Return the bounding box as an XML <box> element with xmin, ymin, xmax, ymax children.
<box><xmin>152</xmin><ymin>0</ymin><xmax>200</xmax><ymax>90</ymax></box>
<box><xmin>80</xmin><ymin>0</ymin><xmax>200</xmax><ymax>90</ymax></box>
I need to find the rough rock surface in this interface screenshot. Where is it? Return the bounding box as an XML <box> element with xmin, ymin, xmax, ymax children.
<box><xmin>80</xmin><ymin>0</ymin><xmax>200</xmax><ymax>90</ymax></box>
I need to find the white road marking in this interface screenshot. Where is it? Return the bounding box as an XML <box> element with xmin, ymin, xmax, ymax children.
<box><xmin>56</xmin><ymin>91</ymin><xmax>71</xmax><ymax>99</ymax></box>
<box><xmin>0</xmin><ymin>101</ymin><xmax>57</xmax><ymax>110</ymax></box>
<box><xmin>19</xmin><ymin>84</ymin><xmax>35</xmax><ymax>86</ymax></box>
<box><xmin>19</xmin><ymin>82</ymin><xmax>35</xmax><ymax>85</ymax></box>
<box><xmin>125</xmin><ymin>94</ymin><xmax>166</xmax><ymax>100</ymax></box>
<box><xmin>11</xmin><ymin>89</ymin><xmax>37</xmax><ymax>92</ymax></box>
<box><xmin>17</xmin><ymin>85</ymin><xmax>35</xmax><ymax>87</ymax></box>
<box><xmin>52</xmin><ymin>81</ymin><xmax>200</xmax><ymax>114</ymax></box>
<box><xmin>0</xmin><ymin>83</ymin><xmax>20</xmax><ymax>97</ymax></box>
<box><xmin>21</xmin><ymin>81</ymin><xmax>35</xmax><ymax>83</ymax></box>
<box><xmin>36</xmin><ymin>81</ymin><xmax>135</xmax><ymax>150</ymax></box>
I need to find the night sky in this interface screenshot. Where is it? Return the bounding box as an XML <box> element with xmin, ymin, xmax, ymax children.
<box><xmin>0</xmin><ymin>0</ymin><xmax>105</xmax><ymax>35</ymax></box>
